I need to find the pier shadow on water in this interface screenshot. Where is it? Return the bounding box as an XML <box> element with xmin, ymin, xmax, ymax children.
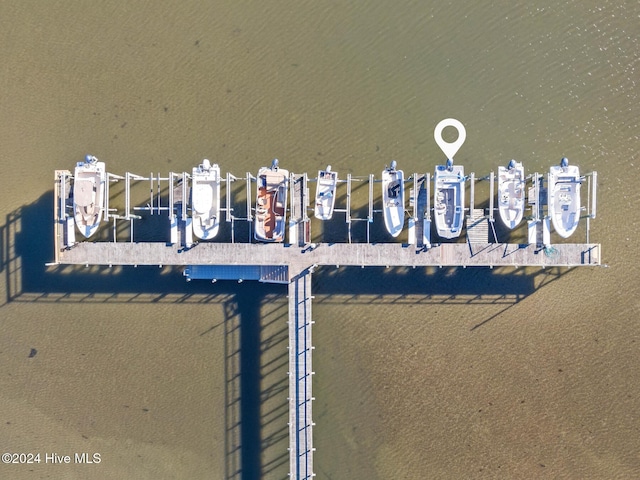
<box><xmin>219</xmin><ymin>287</ymin><xmax>290</xmax><ymax>480</ymax></box>
<box><xmin>1</xmin><ymin>192</ymin><xmax>576</xmax><ymax>479</ymax></box>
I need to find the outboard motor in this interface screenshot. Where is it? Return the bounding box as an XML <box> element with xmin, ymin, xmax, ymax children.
<box><xmin>508</xmin><ymin>159</ymin><xmax>517</xmax><ymax>170</ymax></box>
<box><xmin>85</xmin><ymin>154</ymin><xmax>97</xmax><ymax>164</ymax></box>
<box><xmin>446</xmin><ymin>158</ymin><xmax>454</xmax><ymax>171</ymax></box>
<box><xmin>202</xmin><ymin>159</ymin><xmax>211</xmax><ymax>170</ymax></box>
<box><xmin>390</xmin><ymin>160</ymin><xmax>397</xmax><ymax>171</ymax></box>
<box><xmin>271</xmin><ymin>158</ymin><xmax>279</xmax><ymax>170</ymax></box>
<box><xmin>560</xmin><ymin>157</ymin><xmax>569</xmax><ymax>168</ymax></box>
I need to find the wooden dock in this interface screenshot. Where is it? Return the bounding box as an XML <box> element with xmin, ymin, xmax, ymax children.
<box><xmin>51</xmin><ymin>166</ymin><xmax>601</xmax><ymax>480</ymax></box>
<box><xmin>288</xmin><ymin>271</ymin><xmax>314</xmax><ymax>480</ymax></box>
<box><xmin>54</xmin><ymin>241</ymin><xmax>600</xmax><ymax>276</ymax></box>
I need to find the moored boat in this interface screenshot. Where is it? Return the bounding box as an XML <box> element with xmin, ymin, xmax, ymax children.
<box><xmin>381</xmin><ymin>160</ymin><xmax>405</xmax><ymax>237</ymax></box>
<box><xmin>255</xmin><ymin>159</ymin><xmax>289</xmax><ymax>242</ymax></box>
<box><xmin>191</xmin><ymin>159</ymin><xmax>221</xmax><ymax>240</ymax></box>
<box><xmin>497</xmin><ymin>159</ymin><xmax>525</xmax><ymax>229</ymax></box>
<box><xmin>434</xmin><ymin>159</ymin><xmax>465</xmax><ymax>239</ymax></box>
<box><xmin>314</xmin><ymin>165</ymin><xmax>338</xmax><ymax>220</ymax></box>
<box><xmin>73</xmin><ymin>155</ymin><xmax>106</xmax><ymax>238</ymax></box>
<box><xmin>548</xmin><ymin>157</ymin><xmax>581</xmax><ymax>238</ymax></box>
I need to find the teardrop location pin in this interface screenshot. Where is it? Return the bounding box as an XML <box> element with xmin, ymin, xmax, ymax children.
<box><xmin>434</xmin><ymin>118</ymin><xmax>466</xmax><ymax>161</ymax></box>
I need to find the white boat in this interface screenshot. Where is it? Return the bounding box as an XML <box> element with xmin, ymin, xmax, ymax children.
<box><xmin>73</xmin><ymin>155</ymin><xmax>106</xmax><ymax>238</ymax></box>
<box><xmin>548</xmin><ymin>157</ymin><xmax>581</xmax><ymax>238</ymax></box>
<box><xmin>497</xmin><ymin>159</ymin><xmax>525</xmax><ymax>229</ymax></box>
<box><xmin>434</xmin><ymin>159</ymin><xmax>465</xmax><ymax>239</ymax></box>
<box><xmin>255</xmin><ymin>159</ymin><xmax>289</xmax><ymax>242</ymax></box>
<box><xmin>191</xmin><ymin>159</ymin><xmax>221</xmax><ymax>240</ymax></box>
<box><xmin>314</xmin><ymin>165</ymin><xmax>338</xmax><ymax>220</ymax></box>
<box><xmin>381</xmin><ymin>161</ymin><xmax>405</xmax><ymax>237</ymax></box>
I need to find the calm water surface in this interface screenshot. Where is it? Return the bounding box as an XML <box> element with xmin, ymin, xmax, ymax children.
<box><xmin>1</xmin><ymin>1</ymin><xmax>638</xmax><ymax>478</ymax></box>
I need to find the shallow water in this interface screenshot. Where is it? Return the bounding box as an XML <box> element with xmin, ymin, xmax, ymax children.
<box><xmin>1</xmin><ymin>1</ymin><xmax>639</xmax><ymax>478</ymax></box>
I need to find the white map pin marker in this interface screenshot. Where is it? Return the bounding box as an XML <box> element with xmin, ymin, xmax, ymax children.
<box><xmin>434</xmin><ymin>118</ymin><xmax>466</xmax><ymax>161</ymax></box>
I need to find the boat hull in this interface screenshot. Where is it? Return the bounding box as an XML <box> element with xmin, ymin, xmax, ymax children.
<box><xmin>382</xmin><ymin>168</ymin><xmax>405</xmax><ymax>237</ymax></box>
<box><xmin>314</xmin><ymin>168</ymin><xmax>338</xmax><ymax>220</ymax></box>
<box><xmin>497</xmin><ymin>162</ymin><xmax>525</xmax><ymax>229</ymax></box>
<box><xmin>548</xmin><ymin>164</ymin><xmax>581</xmax><ymax>238</ymax></box>
<box><xmin>434</xmin><ymin>164</ymin><xmax>465</xmax><ymax>239</ymax></box>
<box><xmin>191</xmin><ymin>162</ymin><xmax>221</xmax><ymax>240</ymax></box>
<box><xmin>73</xmin><ymin>159</ymin><xmax>106</xmax><ymax>238</ymax></box>
<box><xmin>255</xmin><ymin>167</ymin><xmax>289</xmax><ymax>242</ymax></box>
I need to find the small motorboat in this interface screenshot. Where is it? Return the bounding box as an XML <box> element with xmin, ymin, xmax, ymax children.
<box><xmin>434</xmin><ymin>159</ymin><xmax>465</xmax><ymax>239</ymax></box>
<box><xmin>314</xmin><ymin>165</ymin><xmax>338</xmax><ymax>220</ymax></box>
<box><xmin>548</xmin><ymin>157</ymin><xmax>581</xmax><ymax>238</ymax></box>
<box><xmin>255</xmin><ymin>159</ymin><xmax>289</xmax><ymax>242</ymax></box>
<box><xmin>382</xmin><ymin>160</ymin><xmax>405</xmax><ymax>237</ymax></box>
<box><xmin>191</xmin><ymin>159</ymin><xmax>221</xmax><ymax>240</ymax></box>
<box><xmin>73</xmin><ymin>155</ymin><xmax>106</xmax><ymax>238</ymax></box>
<box><xmin>497</xmin><ymin>159</ymin><xmax>525</xmax><ymax>229</ymax></box>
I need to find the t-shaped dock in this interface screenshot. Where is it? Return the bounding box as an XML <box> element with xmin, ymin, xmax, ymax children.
<box><xmin>50</xmin><ymin>166</ymin><xmax>600</xmax><ymax>479</ymax></box>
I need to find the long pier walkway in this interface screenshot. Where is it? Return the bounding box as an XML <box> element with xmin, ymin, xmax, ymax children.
<box><xmin>288</xmin><ymin>270</ymin><xmax>314</xmax><ymax>479</ymax></box>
